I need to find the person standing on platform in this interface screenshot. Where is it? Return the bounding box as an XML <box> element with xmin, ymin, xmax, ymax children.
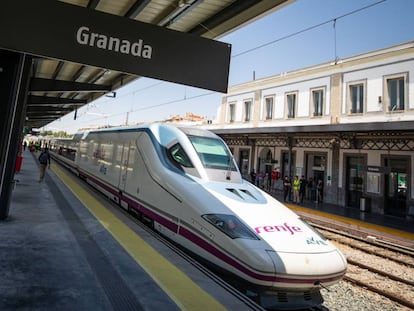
<box><xmin>38</xmin><ymin>148</ymin><xmax>51</xmax><ymax>182</ymax></box>
<box><xmin>257</xmin><ymin>171</ymin><xmax>264</xmax><ymax>189</ymax></box>
<box><xmin>299</xmin><ymin>175</ymin><xmax>307</xmax><ymax>203</ymax></box>
<box><xmin>293</xmin><ymin>175</ymin><xmax>300</xmax><ymax>203</ymax></box>
<box><xmin>264</xmin><ymin>172</ymin><xmax>270</xmax><ymax>191</ymax></box>
<box><xmin>283</xmin><ymin>176</ymin><xmax>291</xmax><ymax>202</ymax></box>
<box><xmin>317</xmin><ymin>179</ymin><xmax>323</xmax><ymax>203</ymax></box>
<box><xmin>311</xmin><ymin>178</ymin><xmax>317</xmax><ymax>202</ymax></box>
<box><xmin>271</xmin><ymin>169</ymin><xmax>278</xmax><ymax>193</ymax></box>
<box><xmin>307</xmin><ymin>177</ymin><xmax>313</xmax><ymax>200</ymax></box>
<box><xmin>250</xmin><ymin>170</ymin><xmax>256</xmax><ymax>184</ymax></box>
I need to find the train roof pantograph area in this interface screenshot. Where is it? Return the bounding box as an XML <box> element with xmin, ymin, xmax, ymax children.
<box><xmin>0</xmin><ymin>0</ymin><xmax>291</xmax><ymax>129</ymax></box>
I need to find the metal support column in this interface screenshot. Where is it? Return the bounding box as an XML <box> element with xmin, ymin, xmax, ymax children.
<box><xmin>0</xmin><ymin>50</ymin><xmax>32</xmax><ymax>220</ymax></box>
<box><xmin>287</xmin><ymin>136</ymin><xmax>293</xmax><ymax>177</ymax></box>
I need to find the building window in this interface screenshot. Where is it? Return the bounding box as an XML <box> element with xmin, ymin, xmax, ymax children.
<box><xmin>350</xmin><ymin>84</ymin><xmax>364</xmax><ymax>114</ymax></box>
<box><xmin>311</xmin><ymin>88</ymin><xmax>324</xmax><ymax>117</ymax></box>
<box><xmin>346</xmin><ymin>80</ymin><xmax>366</xmax><ymax>115</ymax></box>
<box><xmin>244</xmin><ymin>100</ymin><xmax>252</xmax><ymax>122</ymax></box>
<box><xmin>387</xmin><ymin>76</ymin><xmax>405</xmax><ymax>111</ymax></box>
<box><xmin>286</xmin><ymin>93</ymin><xmax>296</xmax><ymax>119</ymax></box>
<box><xmin>264</xmin><ymin>96</ymin><xmax>274</xmax><ymax>120</ymax></box>
<box><xmin>229</xmin><ymin>103</ymin><xmax>236</xmax><ymax>123</ymax></box>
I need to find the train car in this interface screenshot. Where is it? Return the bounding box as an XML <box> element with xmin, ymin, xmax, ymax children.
<box><xmin>50</xmin><ymin>123</ymin><xmax>347</xmax><ymax>310</ymax></box>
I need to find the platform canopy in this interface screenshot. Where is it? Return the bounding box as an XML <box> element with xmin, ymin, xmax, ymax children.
<box><xmin>0</xmin><ymin>0</ymin><xmax>292</xmax><ymax>129</ymax></box>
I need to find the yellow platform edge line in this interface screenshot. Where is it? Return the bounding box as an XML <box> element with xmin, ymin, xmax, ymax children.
<box><xmin>288</xmin><ymin>204</ymin><xmax>414</xmax><ymax>240</ymax></box>
<box><xmin>51</xmin><ymin>164</ymin><xmax>227</xmax><ymax>311</ymax></box>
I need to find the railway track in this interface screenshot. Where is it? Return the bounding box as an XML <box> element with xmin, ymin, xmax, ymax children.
<box><xmin>344</xmin><ymin>272</ymin><xmax>414</xmax><ymax>310</ymax></box>
<box><xmin>312</xmin><ymin>223</ymin><xmax>414</xmax><ymax>266</ymax></box>
<box><xmin>309</xmin><ymin>222</ymin><xmax>414</xmax><ymax>310</ymax></box>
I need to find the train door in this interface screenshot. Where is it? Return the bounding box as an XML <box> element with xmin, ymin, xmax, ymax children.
<box><xmin>118</xmin><ymin>141</ymin><xmax>131</xmax><ymax>192</ymax></box>
<box><xmin>122</xmin><ymin>138</ymin><xmax>142</xmax><ymax>213</ymax></box>
<box><xmin>384</xmin><ymin>158</ymin><xmax>408</xmax><ymax>217</ymax></box>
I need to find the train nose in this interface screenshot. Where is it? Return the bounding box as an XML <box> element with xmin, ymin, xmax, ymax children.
<box><xmin>266</xmin><ymin>250</ymin><xmax>347</xmax><ymax>288</ymax></box>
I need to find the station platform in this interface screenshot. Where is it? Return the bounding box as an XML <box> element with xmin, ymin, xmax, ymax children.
<box><xmin>270</xmin><ymin>190</ymin><xmax>414</xmax><ymax>248</ymax></box>
<box><xmin>2</xmin><ymin>151</ymin><xmax>413</xmax><ymax>310</ymax></box>
<box><xmin>0</xmin><ymin>150</ymin><xmax>261</xmax><ymax>311</ymax></box>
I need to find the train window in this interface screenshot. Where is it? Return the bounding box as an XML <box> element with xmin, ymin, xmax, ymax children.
<box><xmin>189</xmin><ymin>136</ymin><xmax>236</xmax><ymax>171</ymax></box>
<box><xmin>202</xmin><ymin>214</ymin><xmax>258</xmax><ymax>240</ymax></box>
<box><xmin>169</xmin><ymin>143</ymin><xmax>193</xmax><ymax>168</ymax></box>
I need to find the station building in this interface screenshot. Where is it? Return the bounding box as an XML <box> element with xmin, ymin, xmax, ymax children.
<box><xmin>206</xmin><ymin>41</ymin><xmax>414</xmax><ymax>219</ymax></box>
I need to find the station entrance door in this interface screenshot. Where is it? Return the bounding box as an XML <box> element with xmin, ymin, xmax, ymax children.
<box><xmin>346</xmin><ymin>156</ymin><xmax>364</xmax><ymax>208</ymax></box>
<box><xmin>384</xmin><ymin>158</ymin><xmax>408</xmax><ymax>217</ymax></box>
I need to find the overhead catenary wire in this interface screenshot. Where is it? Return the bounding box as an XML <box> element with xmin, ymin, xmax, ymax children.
<box><xmin>73</xmin><ymin>0</ymin><xmax>388</xmax><ymax>124</ymax></box>
<box><xmin>232</xmin><ymin>0</ymin><xmax>386</xmax><ymax>58</ymax></box>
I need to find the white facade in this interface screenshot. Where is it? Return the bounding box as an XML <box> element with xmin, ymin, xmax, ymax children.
<box><xmin>216</xmin><ymin>42</ymin><xmax>414</xmax><ymax>128</ymax></box>
<box><xmin>205</xmin><ymin>41</ymin><xmax>414</xmax><ymax>218</ymax></box>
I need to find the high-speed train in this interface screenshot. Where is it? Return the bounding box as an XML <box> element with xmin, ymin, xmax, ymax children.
<box><xmin>49</xmin><ymin>123</ymin><xmax>347</xmax><ymax>310</ymax></box>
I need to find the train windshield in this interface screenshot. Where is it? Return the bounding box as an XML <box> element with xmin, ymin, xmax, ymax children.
<box><xmin>189</xmin><ymin>136</ymin><xmax>237</xmax><ymax>171</ymax></box>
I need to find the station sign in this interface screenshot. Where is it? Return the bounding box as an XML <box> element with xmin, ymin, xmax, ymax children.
<box><xmin>359</xmin><ymin>165</ymin><xmax>391</xmax><ymax>174</ymax></box>
<box><xmin>0</xmin><ymin>0</ymin><xmax>231</xmax><ymax>93</ymax></box>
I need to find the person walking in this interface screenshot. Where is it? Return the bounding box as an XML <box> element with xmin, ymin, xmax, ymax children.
<box><xmin>38</xmin><ymin>148</ymin><xmax>51</xmax><ymax>182</ymax></box>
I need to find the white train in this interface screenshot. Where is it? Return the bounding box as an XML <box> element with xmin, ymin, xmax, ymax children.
<box><xmin>49</xmin><ymin>123</ymin><xmax>347</xmax><ymax>310</ymax></box>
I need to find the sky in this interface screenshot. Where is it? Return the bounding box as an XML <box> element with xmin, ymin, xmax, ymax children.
<box><xmin>43</xmin><ymin>0</ymin><xmax>414</xmax><ymax>134</ymax></box>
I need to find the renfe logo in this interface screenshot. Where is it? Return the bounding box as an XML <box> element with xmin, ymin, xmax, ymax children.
<box><xmin>255</xmin><ymin>223</ymin><xmax>302</xmax><ymax>235</ymax></box>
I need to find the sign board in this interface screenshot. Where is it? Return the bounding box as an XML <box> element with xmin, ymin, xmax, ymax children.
<box><xmin>360</xmin><ymin>165</ymin><xmax>391</xmax><ymax>174</ymax></box>
<box><xmin>0</xmin><ymin>0</ymin><xmax>231</xmax><ymax>92</ymax></box>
